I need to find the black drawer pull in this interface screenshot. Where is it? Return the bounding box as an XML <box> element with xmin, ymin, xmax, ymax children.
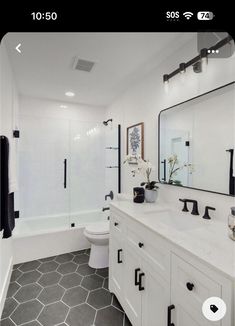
<box><xmin>138</xmin><ymin>272</ymin><xmax>145</xmax><ymax>291</ymax></box>
<box><xmin>134</xmin><ymin>268</ymin><xmax>141</xmax><ymax>286</ymax></box>
<box><xmin>167</xmin><ymin>305</ymin><xmax>175</xmax><ymax>326</ymax></box>
<box><xmin>114</xmin><ymin>222</ymin><xmax>119</xmax><ymax>226</ymax></box>
<box><xmin>138</xmin><ymin>242</ymin><xmax>144</xmax><ymax>248</ymax></box>
<box><xmin>186</xmin><ymin>282</ymin><xmax>194</xmax><ymax>291</ymax></box>
<box><xmin>117</xmin><ymin>249</ymin><xmax>122</xmax><ymax>263</ymax></box>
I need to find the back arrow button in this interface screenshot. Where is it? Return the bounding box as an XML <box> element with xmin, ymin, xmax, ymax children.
<box><xmin>16</xmin><ymin>43</ymin><xmax>21</xmax><ymax>53</ymax></box>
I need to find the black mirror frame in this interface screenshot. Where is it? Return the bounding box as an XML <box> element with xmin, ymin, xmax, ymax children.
<box><xmin>158</xmin><ymin>81</ymin><xmax>235</xmax><ymax>197</ymax></box>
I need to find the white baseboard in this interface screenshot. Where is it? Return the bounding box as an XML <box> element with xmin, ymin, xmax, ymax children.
<box><xmin>0</xmin><ymin>256</ymin><xmax>13</xmax><ymax>317</ymax></box>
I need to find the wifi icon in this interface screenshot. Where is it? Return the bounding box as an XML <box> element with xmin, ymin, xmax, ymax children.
<box><xmin>183</xmin><ymin>12</ymin><xmax>194</xmax><ymax>20</ymax></box>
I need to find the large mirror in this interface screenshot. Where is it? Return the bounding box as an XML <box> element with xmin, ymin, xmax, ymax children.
<box><xmin>158</xmin><ymin>82</ymin><xmax>235</xmax><ymax>196</ymax></box>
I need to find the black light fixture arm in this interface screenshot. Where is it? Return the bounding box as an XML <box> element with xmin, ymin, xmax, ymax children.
<box><xmin>163</xmin><ymin>35</ymin><xmax>233</xmax><ymax>83</ymax></box>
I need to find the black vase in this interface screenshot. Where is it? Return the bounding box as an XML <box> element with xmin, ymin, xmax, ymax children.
<box><xmin>133</xmin><ymin>187</ymin><xmax>145</xmax><ymax>203</ymax></box>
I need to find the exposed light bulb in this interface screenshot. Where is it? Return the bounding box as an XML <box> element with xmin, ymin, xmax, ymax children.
<box><xmin>65</xmin><ymin>91</ymin><xmax>75</xmax><ymax>97</ymax></box>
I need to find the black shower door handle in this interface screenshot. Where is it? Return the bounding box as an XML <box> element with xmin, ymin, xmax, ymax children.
<box><xmin>64</xmin><ymin>159</ymin><xmax>67</xmax><ymax>188</ymax></box>
<box><xmin>117</xmin><ymin>249</ymin><xmax>123</xmax><ymax>263</ymax></box>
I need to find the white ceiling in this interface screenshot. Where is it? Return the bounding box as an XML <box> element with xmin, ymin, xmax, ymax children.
<box><xmin>4</xmin><ymin>33</ymin><xmax>195</xmax><ymax>107</ymax></box>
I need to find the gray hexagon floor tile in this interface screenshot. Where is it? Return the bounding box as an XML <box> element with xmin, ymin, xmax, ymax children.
<box><xmin>73</xmin><ymin>254</ymin><xmax>89</xmax><ymax>265</ymax></box>
<box><xmin>95</xmin><ymin>306</ymin><xmax>124</xmax><ymax>326</ymax></box>
<box><xmin>76</xmin><ymin>264</ymin><xmax>95</xmax><ymax>276</ymax></box>
<box><xmin>38</xmin><ymin>272</ymin><xmax>61</xmax><ymax>287</ymax></box>
<box><xmin>19</xmin><ymin>261</ymin><xmax>41</xmax><ymax>273</ymax></box>
<box><xmin>71</xmin><ymin>250</ymin><xmax>86</xmax><ymax>256</ymax></box>
<box><xmin>96</xmin><ymin>268</ymin><xmax>108</xmax><ymax>278</ymax></box>
<box><xmin>87</xmin><ymin>288</ymin><xmax>112</xmax><ymax>309</ymax></box>
<box><xmin>55</xmin><ymin>253</ymin><xmax>73</xmax><ymax>264</ymax></box>
<box><xmin>14</xmin><ymin>284</ymin><xmax>42</xmax><ymax>303</ymax></box>
<box><xmin>12</xmin><ymin>264</ymin><xmax>22</xmax><ymax>270</ymax></box>
<box><xmin>1</xmin><ymin>297</ymin><xmax>18</xmax><ymax>319</ymax></box>
<box><xmin>11</xmin><ymin>300</ymin><xmax>43</xmax><ymax>325</ymax></box>
<box><xmin>21</xmin><ymin>321</ymin><xmax>41</xmax><ymax>326</ymax></box>
<box><xmin>37</xmin><ymin>261</ymin><xmax>59</xmax><ymax>273</ymax></box>
<box><xmin>57</xmin><ymin>262</ymin><xmax>77</xmax><ymax>274</ymax></box>
<box><xmin>66</xmin><ymin>304</ymin><xmax>95</xmax><ymax>326</ymax></box>
<box><xmin>6</xmin><ymin>282</ymin><xmax>20</xmax><ymax>298</ymax></box>
<box><xmin>39</xmin><ymin>256</ymin><xmax>56</xmax><ymax>263</ymax></box>
<box><xmin>38</xmin><ymin>302</ymin><xmax>69</xmax><ymax>326</ymax></box>
<box><xmin>62</xmin><ymin>286</ymin><xmax>88</xmax><ymax>307</ymax></box>
<box><xmin>59</xmin><ymin>273</ymin><xmax>82</xmax><ymax>289</ymax></box>
<box><xmin>0</xmin><ymin>318</ymin><xmax>15</xmax><ymax>326</ymax></box>
<box><xmin>1</xmin><ymin>250</ymin><xmax>126</xmax><ymax>326</ymax></box>
<box><xmin>17</xmin><ymin>270</ymin><xmax>41</xmax><ymax>286</ymax></box>
<box><xmin>81</xmin><ymin>274</ymin><xmax>103</xmax><ymax>290</ymax></box>
<box><xmin>38</xmin><ymin>285</ymin><xmax>65</xmax><ymax>305</ymax></box>
<box><xmin>10</xmin><ymin>270</ymin><xmax>22</xmax><ymax>283</ymax></box>
<box><xmin>103</xmin><ymin>278</ymin><xmax>109</xmax><ymax>290</ymax></box>
<box><xmin>112</xmin><ymin>295</ymin><xmax>124</xmax><ymax>311</ymax></box>
<box><xmin>124</xmin><ymin>314</ymin><xmax>132</xmax><ymax>326</ymax></box>
<box><xmin>85</xmin><ymin>248</ymin><xmax>90</xmax><ymax>255</ymax></box>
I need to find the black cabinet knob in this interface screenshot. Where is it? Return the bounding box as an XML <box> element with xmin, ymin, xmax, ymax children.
<box><xmin>138</xmin><ymin>242</ymin><xmax>144</xmax><ymax>248</ymax></box>
<box><xmin>186</xmin><ymin>282</ymin><xmax>194</xmax><ymax>291</ymax></box>
<box><xmin>114</xmin><ymin>222</ymin><xmax>119</xmax><ymax>226</ymax></box>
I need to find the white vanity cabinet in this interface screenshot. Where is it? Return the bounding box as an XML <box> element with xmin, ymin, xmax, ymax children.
<box><xmin>109</xmin><ymin>206</ymin><xmax>234</xmax><ymax>326</ymax></box>
<box><xmin>109</xmin><ymin>211</ymin><xmax>171</xmax><ymax>326</ymax></box>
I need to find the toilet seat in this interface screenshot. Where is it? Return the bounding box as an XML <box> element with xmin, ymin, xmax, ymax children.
<box><xmin>85</xmin><ymin>221</ymin><xmax>109</xmax><ymax>235</ymax></box>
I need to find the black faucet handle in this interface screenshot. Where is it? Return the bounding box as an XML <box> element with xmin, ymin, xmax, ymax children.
<box><xmin>202</xmin><ymin>206</ymin><xmax>216</xmax><ymax>219</ymax></box>
<box><xmin>191</xmin><ymin>200</ymin><xmax>199</xmax><ymax>215</ymax></box>
<box><xmin>179</xmin><ymin>199</ymin><xmax>189</xmax><ymax>212</ymax></box>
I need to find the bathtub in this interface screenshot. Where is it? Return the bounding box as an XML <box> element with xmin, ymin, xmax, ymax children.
<box><xmin>13</xmin><ymin>209</ymin><xmax>108</xmax><ymax>264</ymax></box>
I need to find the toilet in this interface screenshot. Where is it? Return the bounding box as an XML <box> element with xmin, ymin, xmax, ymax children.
<box><xmin>83</xmin><ymin>221</ymin><xmax>109</xmax><ymax>269</ymax></box>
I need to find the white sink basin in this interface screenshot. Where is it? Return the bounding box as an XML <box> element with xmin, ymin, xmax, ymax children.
<box><xmin>142</xmin><ymin>210</ymin><xmax>204</xmax><ymax>231</ymax></box>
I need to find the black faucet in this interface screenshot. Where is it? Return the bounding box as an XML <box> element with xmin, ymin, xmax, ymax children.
<box><xmin>105</xmin><ymin>191</ymin><xmax>114</xmax><ymax>201</ymax></box>
<box><xmin>202</xmin><ymin>206</ymin><xmax>216</xmax><ymax>219</ymax></box>
<box><xmin>179</xmin><ymin>199</ymin><xmax>199</xmax><ymax>215</ymax></box>
<box><xmin>102</xmin><ymin>207</ymin><xmax>110</xmax><ymax>212</ymax></box>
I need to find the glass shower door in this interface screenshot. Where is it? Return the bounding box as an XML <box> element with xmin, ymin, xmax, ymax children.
<box><xmin>69</xmin><ymin>121</ymin><xmax>105</xmax><ymax>226</ymax></box>
<box><xmin>19</xmin><ymin>116</ymin><xmax>70</xmax><ymax>229</ymax></box>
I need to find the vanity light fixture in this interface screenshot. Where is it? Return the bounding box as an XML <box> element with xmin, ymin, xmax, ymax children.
<box><xmin>65</xmin><ymin>91</ymin><xmax>75</xmax><ymax>97</ymax></box>
<box><xmin>179</xmin><ymin>63</ymin><xmax>186</xmax><ymax>73</ymax></box>
<box><xmin>163</xmin><ymin>74</ymin><xmax>169</xmax><ymax>84</ymax></box>
<box><xmin>60</xmin><ymin>105</ymin><xmax>68</xmax><ymax>109</ymax></box>
<box><xmin>162</xmin><ymin>34</ymin><xmax>233</xmax><ymax>83</ymax></box>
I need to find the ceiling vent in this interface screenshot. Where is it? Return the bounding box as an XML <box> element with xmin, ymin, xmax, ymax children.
<box><xmin>73</xmin><ymin>58</ymin><xmax>95</xmax><ymax>72</ymax></box>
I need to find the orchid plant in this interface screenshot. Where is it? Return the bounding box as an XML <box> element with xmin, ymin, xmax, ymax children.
<box><xmin>124</xmin><ymin>155</ymin><xmax>159</xmax><ymax>191</ymax></box>
<box><xmin>167</xmin><ymin>154</ymin><xmax>191</xmax><ymax>184</ymax></box>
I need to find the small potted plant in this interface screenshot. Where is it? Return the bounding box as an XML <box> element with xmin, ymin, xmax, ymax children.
<box><xmin>124</xmin><ymin>155</ymin><xmax>159</xmax><ymax>203</ymax></box>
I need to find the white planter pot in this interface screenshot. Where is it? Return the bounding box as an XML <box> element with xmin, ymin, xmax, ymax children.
<box><xmin>145</xmin><ymin>189</ymin><xmax>158</xmax><ymax>203</ymax></box>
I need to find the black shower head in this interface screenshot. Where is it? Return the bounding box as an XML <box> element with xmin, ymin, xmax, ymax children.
<box><xmin>103</xmin><ymin>119</ymin><xmax>113</xmax><ymax>126</ymax></box>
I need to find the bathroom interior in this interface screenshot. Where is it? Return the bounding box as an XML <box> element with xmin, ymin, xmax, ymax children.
<box><xmin>0</xmin><ymin>32</ymin><xmax>234</xmax><ymax>326</ymax></box>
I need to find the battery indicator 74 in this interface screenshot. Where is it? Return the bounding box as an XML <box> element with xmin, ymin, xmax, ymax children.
<box><xmin>197</xmin><ymin>11</ymin><xmax>214</xmax><ymax>20</ymax></box>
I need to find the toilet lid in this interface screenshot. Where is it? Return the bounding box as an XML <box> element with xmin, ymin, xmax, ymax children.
<box><xmin>85</xmin><ymin>221</ymin><xmax>109</xmax><ymax>235</ymax></box>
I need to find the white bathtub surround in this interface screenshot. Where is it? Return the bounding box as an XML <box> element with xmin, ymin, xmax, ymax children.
<box><xmin>84</xmin><ymin>221</ymin><xmax>110</xmax><ymax>269</ymax></box>
<box><xmin>109</xmin><ymin>199</ymin><xmax>234</xmax><ymax>326</ymax></box>
<box><xmin>12</xmin><ymin>210</ymin><xmax>108</xmax><ymax>264</ymax></box>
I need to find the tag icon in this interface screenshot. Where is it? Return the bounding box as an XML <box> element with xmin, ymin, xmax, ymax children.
<box><xmin>202</xmin><ymin>297</ymin><xmax>226</xmax><ymax>321</ymax></box>
<box><xmin>210</xmin><ymin>304</ymin><xmax>218</xmax><ymax>313</ymax></box>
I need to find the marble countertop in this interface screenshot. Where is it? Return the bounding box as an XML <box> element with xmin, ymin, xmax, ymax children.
<box><xmin>110</xmin><ymin>199</ymin><xmax>235</xmax><ymax>280</ymax></box>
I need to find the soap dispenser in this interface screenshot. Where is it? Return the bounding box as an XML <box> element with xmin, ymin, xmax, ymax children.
<box><xmin>228</xmin><ymin>207</ymin><xmax>235</xmax><ymax>241</ymax></box>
